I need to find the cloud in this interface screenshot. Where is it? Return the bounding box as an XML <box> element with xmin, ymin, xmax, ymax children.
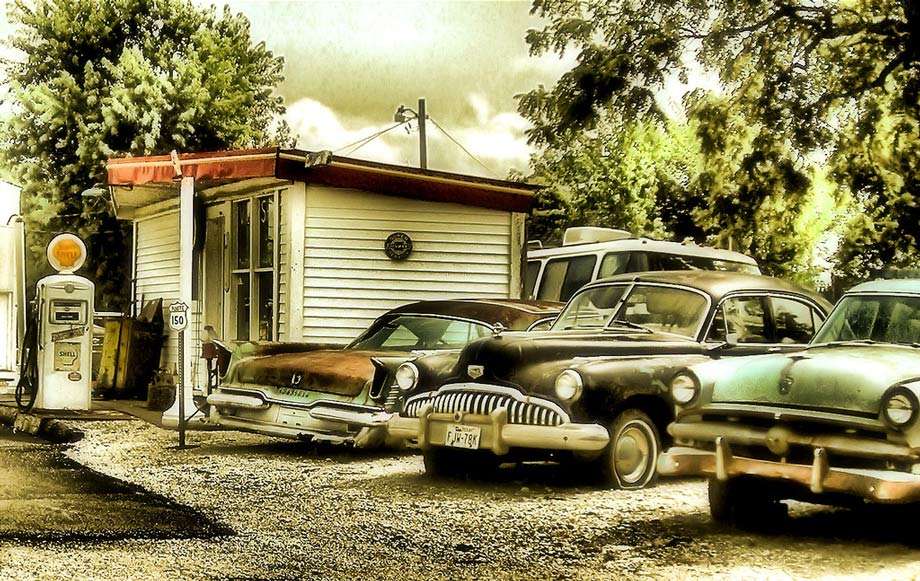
<box><xmin>285</xmin><ymin>95</ymin><xmax>534</xmax><ymax>179</ymax></box>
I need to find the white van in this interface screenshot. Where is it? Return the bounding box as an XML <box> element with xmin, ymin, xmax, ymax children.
<box><xmin>525</xmin><ymin>227</ymin><xmax>760</xmax><ymax>302</ymax></box>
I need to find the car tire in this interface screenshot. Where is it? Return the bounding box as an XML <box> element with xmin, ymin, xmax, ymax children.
<box><xmin>597</xmin><ymin>409</ymin><xmax>661</xmax><ymax>489</ymax></box>
<box><xmin>708</xmin><ymin>478</ymin><xmax>788</xmax><ymax>525</ymax></box>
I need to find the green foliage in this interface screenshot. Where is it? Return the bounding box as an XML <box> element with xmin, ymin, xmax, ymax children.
<box><xmin>520</xmin><ymin>0</ymin><xmax>918</xmax><ymax>283</ymax></box>
<box><xmin>525</xmin><ymin>119</ymin><xmax>706</xmax><ymax>245</ymax></box>
<box><xmin>3</xmin><ymin>0</ymin><xmax>289</xmax><ymax>308</ymax></box>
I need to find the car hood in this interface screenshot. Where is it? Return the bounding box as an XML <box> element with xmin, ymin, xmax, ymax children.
<box><xmin>231</xmin><ymin>349</ymin><xmax>398</xmax><ymax>397</ymax></box>
<box><xmin>708</xmin><ymin>344</ymin><xmax>920</xmax><ymax>415</ymax></box>
<box><xmin>457</xmin><ymin>330</ymin><xmax>703</xmax><ymax>394</ymax></box>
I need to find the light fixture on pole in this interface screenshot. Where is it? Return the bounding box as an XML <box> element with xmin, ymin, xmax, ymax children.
<box><xmin>394</xmin><ymin>98</ymin><xmax>428</xmax><ymax>169</ymax></box>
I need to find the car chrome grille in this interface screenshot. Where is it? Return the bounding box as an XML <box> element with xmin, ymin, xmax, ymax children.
<box><xmin>403</xmin><ymin>388</ymin><xmax>566</xmax><ymax>426</ymax></box>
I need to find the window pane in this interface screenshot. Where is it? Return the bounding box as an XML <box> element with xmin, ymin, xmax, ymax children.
<box><xmin>560</xmin><ymin>255</ymin><xmax>596</xmax><ymax>301</ymax></box>
<box><xmin>599</xmin><ymin>252</ymin><xmax>630</xmax><ymax>279</ymax></box>
<box><xmin>524</xmin><ymin>261</ymin><xmax>540</xmax><ymax>299</ymax></box>
<box><xmin>537</xmin><ymin>259</ymin><xmax>567</xmax><ymax>301</ymax></box>
<box><xmin>233</xmin><ymin>200</ymin><xmax>250</xmax><ymax>269</ymax></box>
<box><xmin>256</xmin><ymin>196</ymin><xmax>274</xmax><ymax>268</ymax></box>
<box><xmin>233</xmin><ymin>274</ymin><xmax>250</xmax><ymax>341</ymax></box>
<box><xmin>706</xmin><ymin>308</ymin><xmax>727</xmax><ymax>342</ymax></box>
<box><xmin>723</xmin><ymin>297</ymin><xmax>768</xmax><ymax>343</ymax></box>
<box><xmin>618</xmin><ymin>286</ymin><xmax>708</xmax><ymax>338</ymax></box>
<box><xmin>256</xmin><ymin>272</ymin><xmax>274</xmax><ymax>341</ymax></box>
<box><xmin>553</xmin><ymin>285</ymin><xmax>628</xmax><ymax>330</ymax></box>
<box><xmin>772</xmin><ymin>297</ymin><xmax>815</xmax><ymax>344</ymax></box>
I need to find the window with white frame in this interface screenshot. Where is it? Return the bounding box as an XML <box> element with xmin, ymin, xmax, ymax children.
<box><xmin>230</xmin><ymin>193</ymin><xmax>278</xmax><ymax>341</ymax></box>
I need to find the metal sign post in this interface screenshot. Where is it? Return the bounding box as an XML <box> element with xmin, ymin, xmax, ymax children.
<box><xmin>168</xmin><ymin>301</ymin><xmax>190</xmax><ymax>449</ymax></box>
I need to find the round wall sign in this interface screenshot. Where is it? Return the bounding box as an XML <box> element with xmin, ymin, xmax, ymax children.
<box><xmin>384</xmin><ymin>232</ymin><xmax>413</xmax><ymax>260</ymax></box>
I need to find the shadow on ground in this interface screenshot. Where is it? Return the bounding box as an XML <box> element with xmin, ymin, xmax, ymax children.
<box><xmin>0</xmin><ymin>427</ymin><xmax>232</xmax><ymax>543</ymax></box>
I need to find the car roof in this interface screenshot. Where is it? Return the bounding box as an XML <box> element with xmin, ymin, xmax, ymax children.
<box><xmin>845</xmin><ymin>279</ymin><xmax>920</xmax><ymax>295</ymax></box>
<box><xmin>529</xmin><ymin>237</ymin><xmax>758</xmax><ymax>265</ymax></box>
<box><xmin>582</xmin><ymin>270</ymin><xmax>830</xmax><ymax>306</ymax></box>
<box><xmin>386</xmin><ymin>298</ymin><xmax>563</xmax><ymax>329</ymax></box>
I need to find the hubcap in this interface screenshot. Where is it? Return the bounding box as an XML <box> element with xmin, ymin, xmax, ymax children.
<box><xmin>613</xmin><ymin>421</ymin><xmax>654</xmax><ymax>485</ymax></box>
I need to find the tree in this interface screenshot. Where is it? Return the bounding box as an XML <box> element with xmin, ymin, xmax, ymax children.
<box><xmin>2</xmin><ymin>0</ymin><xmax>289</xmax><ymax>308</ymax></box>
<box><xmin>519</xmin><ymin>0</ymin><xmax>918</xmax><ymax>280</ymax></box>
<box><xmin>523</xmin><ymin>119</ymin><xmax>706</xmax><ymax>245</ymax></box>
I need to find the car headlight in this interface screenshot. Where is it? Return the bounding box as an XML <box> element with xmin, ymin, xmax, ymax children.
<box><xmin>554</xmin><ymin>369</ymin><xmax>583</xmax><ymax>402</ymax></box>
<box><xmin>395</xmin><ymin>362</ymin><xmax>419</xmax><ymax>392</ymax></box>
<box><xmin>670</xmin><ymin>372</ymin><xmax>700</xmax><ymax>406</ymax></box>
<box><xmin>881</xmin><ymin>386</ymin><xmax>919</xmax><ymax>429</ymax></box>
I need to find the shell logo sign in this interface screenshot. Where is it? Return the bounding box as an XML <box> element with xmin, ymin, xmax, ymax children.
<box><xmin>46</xmin><ymin>233</ymin><xmax>87</xmax><ymax>273</ymax></box>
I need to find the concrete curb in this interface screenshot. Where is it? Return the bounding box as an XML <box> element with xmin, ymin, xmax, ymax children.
<box><xmin>0</xmin><ymin>404</ymin><xmax>84</xmax><ymax>443</ymax></box>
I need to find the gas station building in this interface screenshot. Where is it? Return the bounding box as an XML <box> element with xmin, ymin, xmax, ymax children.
<box><xmin>106</xmin><ymin>147</ymin><xmax>537</xmax><ymax>426</ymax></box>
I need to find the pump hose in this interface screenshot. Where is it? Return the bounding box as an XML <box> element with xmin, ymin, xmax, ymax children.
<box><xmin>14</xmin><ymin>310</ymin><xmax>39</xmax><ymax>413</ymax></box>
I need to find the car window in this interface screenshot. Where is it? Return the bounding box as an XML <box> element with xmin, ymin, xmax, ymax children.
<box><xmin>814</xmin><ymin>294</ymin><xmax>920</xmax><ymax>345</ymax></box>
<box><xmin>722</xmin><ymin>297</ymin><xmax>769</xmax><ymax>344</ymax></box>
<box><xmin>349</xmin><ymin>315</ymin><xmax>492</xmax><ymax>351</ymax></box>
<box><xmin>646</xmin><ymin>251</ymin><xmax>760</xmax><ymax>274</ymax></box>
<box><xmin>439</xmin><ymin>319</ymin><xmax>492</xmax><ymax>345</ymax></box>
<box><xmin>598</xmin><ymin>252</ymin><xmax>630</xmax><ymax>278</ymax></box>
<box><xmin>771</xmin><ymin>297</ymin><xmax>816</xmax><ymax>344</ymax></box>
<box><xmin>524</xmin><ymin>260</ymin><xmax>541</xmax><ymax>300</ymax></box>
<box><xmin>537</xmin><ymin>255</ymin><xmax>597</xmax><ymax>302</ymax></box>
<box><xmin>553</xmin><ymin>284</ymin><xmax>629</xmax><ymax>330</ymax></box>
<box><xmin>618</xmin><ymin>286</ymin><xmax>709</xmax><ymax>338</ymax></box>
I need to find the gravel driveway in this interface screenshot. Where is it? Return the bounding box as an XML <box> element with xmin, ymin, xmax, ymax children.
<box><xmin>3</xmin><ymin>420</ymin><xmax>920</xmax><ymax>580</ymax></box>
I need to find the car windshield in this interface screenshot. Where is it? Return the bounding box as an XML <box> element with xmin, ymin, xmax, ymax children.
<box><xmin>551</xmin><ymin>283</ymin><xmax>709</xmax><ymax>338</ymax></box>
<box><xmin>812</xmin><ymin>294</ymin><xmax>920</xmax><ymax>346</ymax></box>
<box><xmin>348</xmin><ymin>315</ymin><xmax>493</xmax><ymax>351</ymax></box>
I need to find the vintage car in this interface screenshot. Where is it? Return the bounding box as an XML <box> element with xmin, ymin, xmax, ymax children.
<box><xmin>658</xmin><ymin>279</ymin><xmax>920</xmax><ymax>521</ymax></box>
<box><xmin>206</xmin><ymin>299</ymin><xmax>561</xmax><ymax>447</ymax></box>
<box><xmin>388</xmin><ymin>271</ymin><xmax>832</xmax><ymax>487</ymax></box>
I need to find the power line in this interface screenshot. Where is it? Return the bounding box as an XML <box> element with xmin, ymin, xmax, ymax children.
<box><xmin>334</xmin><ymin>121</ymin><xmax>408</xmax><ymax>156</ymax></box>
<box><xmin>427</xmin><ymin>116</ymin><xmax>499</xmax><ymax>178</ymax></box>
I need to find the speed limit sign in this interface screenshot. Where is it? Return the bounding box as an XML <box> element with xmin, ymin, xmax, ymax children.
<box><xmin>168</xmin><ymin>301</ymin><xmax>189</xmax><ymax>332</ymax></box>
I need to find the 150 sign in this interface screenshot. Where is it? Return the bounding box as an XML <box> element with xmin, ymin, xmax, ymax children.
<box><xmin>169</xmin><ymin>302</ymin><xmax>189</xmax><ymax>332</ymax></box>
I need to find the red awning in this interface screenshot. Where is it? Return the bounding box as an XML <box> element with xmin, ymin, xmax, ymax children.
<box><xmin>107</xmin><ymin>148</ymin><xmax>538</xmax><ymax>213</ymax></box>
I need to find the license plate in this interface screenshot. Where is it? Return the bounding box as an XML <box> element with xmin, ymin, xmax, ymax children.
<box><xmin>444</xmin><ymin>424</ymin><xmax>481</xmax><ymax>450</ymax></box>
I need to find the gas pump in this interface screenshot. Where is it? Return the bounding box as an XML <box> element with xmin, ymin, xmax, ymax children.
<box><xmin>22</xmin><ymin>233</ymin><xmax>95</xmax><ymax>411</ymax></box>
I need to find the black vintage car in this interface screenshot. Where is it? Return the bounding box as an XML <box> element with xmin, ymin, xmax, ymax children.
<box><xmin>207</xmin><ymin>298</ymin><xmax>561</xmax><ymax>447</ymax></box>
<box><xmin>388</xmin><ymin>271</ymin><xmax>832</xmax><ymax>488</ymax></box>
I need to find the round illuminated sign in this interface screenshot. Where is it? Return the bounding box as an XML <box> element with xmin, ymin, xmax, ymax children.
<box><xmin>47</xmin><ymin>233</ymin><xmax>87</xmax><ymax>273</ymax></box>
<box><xmin>384</xmin><ymin>232</ymin><xmax>413</xmax><ymax>260</ymax></box>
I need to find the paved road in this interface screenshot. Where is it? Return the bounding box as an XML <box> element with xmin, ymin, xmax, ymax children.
<box><xmin>0</xmin><ymin>425</ymin><xmax>226</xmax><ymax>543</ymax></box>
<box><xmin>5</xmin><ymin>421</ymin><xmax>920</xmax><ymax>579</ymax></box>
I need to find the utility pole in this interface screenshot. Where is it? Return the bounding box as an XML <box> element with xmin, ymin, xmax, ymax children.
<box><xmin>395</xmin><ymin>98</ymin><xmax>428</xmax><ymax>169</ymax></box>
<box><xmin>417</xmin><ymin>98</ymin><xmax>427</xmax><ymax>169</ymax></box>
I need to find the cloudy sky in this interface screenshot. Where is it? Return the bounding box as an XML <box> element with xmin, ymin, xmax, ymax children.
<box><xmin>213</xmin><ymin>0</ymin><xmax>575</xmax><ymax>177</ymax></box>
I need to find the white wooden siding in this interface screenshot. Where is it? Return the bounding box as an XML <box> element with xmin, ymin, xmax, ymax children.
<box><xmin>301</xmin><ymin>186</ymin><xmax>514</xmax><ymax>343</ymax></box>
<box><xmin>135</xmin><ymin>212</ymin><xmax>208</xmax><ymax>389</ymax></box>
<box><xmin>134</xmin><ymin>212</ymin><xmax>181</xmax><ymax>375</ymax></box>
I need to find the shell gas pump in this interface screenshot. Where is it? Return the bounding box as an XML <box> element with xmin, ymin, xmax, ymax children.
<box><xmin>17</xmin><ymin>234</ymin><xmax>95</xmax><ymax>411</ymax></box>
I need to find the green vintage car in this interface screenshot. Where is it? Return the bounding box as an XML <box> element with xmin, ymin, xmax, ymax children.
<box><xmin>658</xmin><ymin>279</ymin><xmax>920</xmax><ymax>522</ymax></box>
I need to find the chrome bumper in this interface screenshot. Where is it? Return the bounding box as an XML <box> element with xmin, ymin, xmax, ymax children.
<box><xmin>658</xmin><ymin>437</ymin><xmax>920</xmax><ymax>503</ymax></box>
<box><xmin>387</xmin><ymin>404</ymin><xmax>609</xmax><ymax>455</ymax></box>
<box><xmin>207</xmin><ymin>391</ymin><xmax>392</xmax><ymax>447</ymax></box>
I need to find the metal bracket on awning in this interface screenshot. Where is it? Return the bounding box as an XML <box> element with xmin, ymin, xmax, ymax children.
<box><xmin>303</xmin><ymin>150</ymin><xmax>332</xmax><ymax>168</ymax></box>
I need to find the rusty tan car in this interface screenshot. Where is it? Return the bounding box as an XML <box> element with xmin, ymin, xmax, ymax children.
<box><xmin>658</xmin><ymin>278</ymin><xmax>920</xmax><ymax>522</ymax></box>
<box><xmin>206</xmin><ymin>299</ymin><xmax>561</xmax><ymax>446</ymax></box>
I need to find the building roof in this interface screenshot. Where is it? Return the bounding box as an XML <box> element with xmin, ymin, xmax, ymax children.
<box><xmin>106</xmin><ymin>147</ymin><xmax>538</xmax><ymax>216</ymax></box>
